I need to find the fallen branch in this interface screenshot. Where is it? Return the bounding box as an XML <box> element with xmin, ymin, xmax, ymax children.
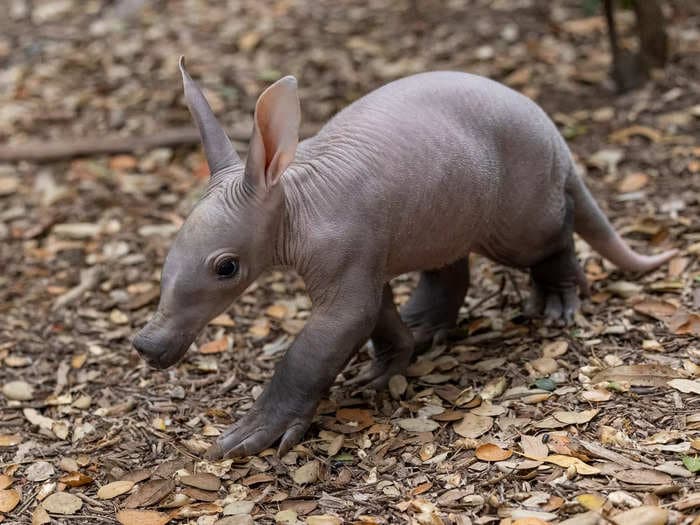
<box><xmin>0</xmin><ymin>126</ymin><xmax>248</xmax><ymax>163</ymax></box>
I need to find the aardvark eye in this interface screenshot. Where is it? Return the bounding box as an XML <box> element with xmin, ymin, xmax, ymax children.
<box><xmin>214</xmin><ymin>256</ymin><xmax>239</xmax><ymax>278</ymax></box>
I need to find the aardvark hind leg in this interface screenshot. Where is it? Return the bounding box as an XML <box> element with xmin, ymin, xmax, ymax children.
<box><xmin>528</xmin><ymin>239</ymin><xmax>587</xmax><ymax>326</ymax></box>
<box><xmin>400</xmin><ymin>257</ymin><xmax>470</xmax><ymax>350</ymax></box>
<box><xmin>349</xmin><ymin>284</ymin><xmax>414</xmax><ymax>389</ymax></box>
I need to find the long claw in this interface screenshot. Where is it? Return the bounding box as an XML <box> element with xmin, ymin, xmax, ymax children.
<box><xmin>277</xmin><ymin>419</ymin><xmax>312</xmax><ymax>457</ymax></box>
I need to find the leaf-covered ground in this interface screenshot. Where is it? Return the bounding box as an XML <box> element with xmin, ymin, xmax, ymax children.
<box><xmin>1</xmin><ymin>0</ymin><xmax>699</xmax><ymax>524</ymax></box>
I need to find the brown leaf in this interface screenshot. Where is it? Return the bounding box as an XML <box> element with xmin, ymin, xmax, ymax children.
<box><xmin>609</xmin><ymin>125</ymin><xmax>663</xmax><ymax>144</ymax></box>
<box><xmin>610</xmin><ymin>505</ymin><xmax>668</xmax><ymax>525</ymax></box>
<box><xmin>520</xmin><ymin>435</ymin><xmax>548</xmax><ymax>460</ymax></box>
<box><xmin>633</xmin><ymin>299</ymin><xmax>678</xmax><ymax>320</ymax></box>
<box><xmin>453</xmin><ymin>413</ymin><xmax>493</xmax><ymax>439</ymax></box>
<box><xmin>617</xmin><ymin>172</ymin><xmax>649</xmax><ymax>193</ymax></box>
<box><xmin>543</xmin><ymin>455</ymin><xmax>599</xmax><ymax>475</ymax></box>
<box><xmin>475</xmin><ymin>443</ymin><xmax>512</xmax><ymax>462</ymax></box>
<box><xmin>0</xmin><ymin>475</ymin><xmax>12</xmax><ymax>490</ymax></box>
<box><xmin>0</xmin><ymin>434</ymin><xmax>22</xmax><ymax>447</ymax></box>
<box><xmin>591</xmin><ymin>364</ymin><xmax>682</xmax><ymax>387</ymax></box>
<box><xmin>0</xmin><ymin>489</ymin><xmax>20</xmax><ymax>513</ymax></box>
<box><xmin>553</xmin><ymin>409</ymin><xmax>599</xmax><ymax>425</ymax></box>
<box><xmin>179</xmin><ymin>473</ymin><xmax>220</xmax><ymax>492</ymax></box>
<box><xmin>199</xmin><ymin>337</ymin><xmax>230</xmax><ymax>354</ymax></box>
<box><xmin>116</xmin><ymin>510</ymin><xmax>171</xmax><ymax>525</ymax></box>
<box><xmin>124</xmin><ymin>479</ymin><xmax>175</xmax><ymax>508</ymax></box>
<box><xmin>613</xmin><ymin>469</ymin><xmax>673</xmax><ymax>485</ymax></box>
<box><xmin>59</xmin><ymin>471</ymin><xmax>94</xmax><ymax>487</ymax></box>
<box><xmin>335</xmin><ymin>408</ymin><xmax>375</xmax><ymax>433</ymax></box>
<box><xmin>97</xmin><ymin>480</ymin><xmax>135</xmax><ymax>499</ymax></box>
<box><xmin>182</xmin><ymin>487</ymin><xmax>218</xmax><ymax>502</ymax></box>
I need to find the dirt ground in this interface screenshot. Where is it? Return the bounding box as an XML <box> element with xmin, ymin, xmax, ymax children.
<box><xmin>0</xmin><ymin>0</ymin><xmax>699</xmax><ymax>524</ymax></box>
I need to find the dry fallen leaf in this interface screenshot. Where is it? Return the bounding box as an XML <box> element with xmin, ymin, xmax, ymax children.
<box><xmin>667</xmin><ymin>379</ymin><xmax>700</xmax><ymax>394</ymax></box>
<box><xmin>520</xmin><ymin>434</ymin><xmax>548</xmax><ymax>460</ymax></box>
<box><xmin>0</xmin><ymin>488</ymin><xmax>20</xmax><ymax>513</ymax></box>
<box><xmin>59</xmin><ymin>471</ymin><xmax>94</xmax><ymax>487</ymax></box>
<box><xmin>591</xmin><ymin>365</ymin><xmax>682</xmax><ymax>387</ymax></box>
<box><xmin>97</xmin><ymin>480</ymin><xmax>135</xmax><ymax>499</ymax></box>
<box><xmin>199</xmin><ymin>336</ymin><xmax>230</xmax><ymax>354</ymax></box>
<box><xmin>116</xmin><ymin>509</ymin><xmax>171</xmax><ymax>525</ymax></box>
<box><xmin>42</xmin><ymin>492</ymin><xmax>83</xmax><ymax>514</ymax></box>
<box><xmin>475</xmin><ymin>443</ymin><xmax>512</xmax><ymax>462</ymax></box>
<box><xmin>293</xmin><ymin>460</ymin><xmax>320</xmax><ymax>485</ymax></box>
<box><xmin>613</xmin><ymin>469</ymin><xmax>672</xmax><ymax>485</ymax></box>
<box><xmin>610</xmin><ymin>505</ymin><xmax>668</xmax><ymax>525</ymax></box>
<box><xmin>617</xmin><ymin>172</ymin><xmax>649</xmax><ymax>192</ymax></box>
<box><xmin>576</xmin><ymin>493</ymin><xmax>606</xmax><ymax>511</ymax></box>
<box><xmin>453</xmin><ymin>413</ymin><xmax>493</xmax><ymax>439</ymax></box>
<box><xmin>0</xmin><ymin>434</ymin><xmax>22</xmax><ymax>447</ymax></box>
<box><xmin>397</xmin><ymin>418</ymin><xmax>439</xmax><ymax>433</ymax></box>
<box><xmin>306</xmin><ymin>515</ymin><xmax>342</xmax><ymax>525</ymax></box>
<box><xmin>179</xmin><ymin>473</ymin><xmax>220</xmax><ymax>492</ymax></box>
<box><xmin>124</xmin><ymin>479</ymin><xmax>174</xmax><ymax>508</ymax></box>
<box><xmin>543</xmin><ymin>455</ymin><xmax>600</xmax><ymax>475</ymax></box>
<box><xmin>553</xmin><ymin>409</ymin><xmax>599</xmax><ymax>425</ymax></box>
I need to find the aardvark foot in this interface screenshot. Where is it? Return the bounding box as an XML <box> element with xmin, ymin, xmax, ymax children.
<box><xmin>205</xmin><ymin>395</ymin><xmax>317</xmax><ymax>459</ymax></box>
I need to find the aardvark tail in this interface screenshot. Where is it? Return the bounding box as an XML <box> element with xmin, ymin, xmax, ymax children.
<box><xmin>567</xmin><ymin>173</ymin><xmax>677</xmax><ymax>273</ymax></box>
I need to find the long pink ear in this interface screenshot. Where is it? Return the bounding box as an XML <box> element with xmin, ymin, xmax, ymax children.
<box><xmin>244</xmin><ymin>76</ymin><xmax>300</xmax><ymax>191</ymax></box>
<box><xmin>179</xmin><ymin>57</ymin><xmax>240</xmax><ymax>175</ymax></box>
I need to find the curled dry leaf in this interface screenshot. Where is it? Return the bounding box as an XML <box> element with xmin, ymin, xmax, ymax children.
<box><xmin>59</xmin><ymin>471</ymin><xmax>94</xmax><ymax>487</ymax></box>
<box><xmin>580</xmin><ymin>388</ymin><xmax>612</xmax><ymax>402</ymax></box>
<box><xmin>453</xmin><ymin>413</ymin><xmax>493</xmax><ymax>439</ymax></box>
<box><xmin>553</xmin><ymin>409</ymin><xmax>599</xmax><ymax>425</ymax></box>
<box><xmin>480</xmin><ymin>376</ymin><xmax>507</xmax><ymax>400</ymax></box>
<box><xmin>97</xmin><ymin>480</ymin><xmax>135</xmax><ymax>499</ymax></box>
<box><xmin>475</xmin><ymin>443</ymin><xmax>513</xmax><ymax>462</ymax></box>
<box><xmin>199</xmin><ymin>337</ymin><xmax>230</xmax><ymax>354</ymax></box>
<box><xmin>116</xmin><ymin>510</ymin><xmax>171</xmax><ymax>525</ymax></box>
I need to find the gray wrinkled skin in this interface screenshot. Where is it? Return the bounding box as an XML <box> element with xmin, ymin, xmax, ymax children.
<box><xmin>133</xmin><ymin>58</ymin><xmax>676</xmax><ymax>459</ymax></box>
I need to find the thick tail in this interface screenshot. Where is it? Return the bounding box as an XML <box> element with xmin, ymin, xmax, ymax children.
<box><xmin>567</xmin><ymin>173</ymin><xmax>677</xmax><ymax>273</ymax></box>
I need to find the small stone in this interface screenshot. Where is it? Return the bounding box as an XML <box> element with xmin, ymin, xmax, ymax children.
<box><xmin>3</xmin><ymin>380</ymin><xmax>34</xmax><ymax>400</ymax></box>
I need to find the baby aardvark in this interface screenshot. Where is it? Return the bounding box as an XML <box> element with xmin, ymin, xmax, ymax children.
<box><xmin>133</xmin><ymin>58</ymin><xmax>675</xmax><ymax>459</ymax></box>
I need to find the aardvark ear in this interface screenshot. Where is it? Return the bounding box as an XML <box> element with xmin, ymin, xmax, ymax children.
<box><xmin>179</xmin><ymin>56</ymin><xmax>241</xmax><ymax>176</ymax></box>
<box><xmin>244</xmin><ymin>76</ymin><xmax>300</xmax><ymax>191</ymax></box>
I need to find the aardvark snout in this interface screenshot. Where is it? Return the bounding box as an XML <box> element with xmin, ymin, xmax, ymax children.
<box><xmin>132</xmin><ymin>324</ymin><xmax>192</xmax><ymax>370</ymax></box>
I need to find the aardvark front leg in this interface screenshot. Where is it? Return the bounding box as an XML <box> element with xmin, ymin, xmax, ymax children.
<box><xmin>205</xmin><ymin>270</ymin><xmax>383</xmax><ymax>459</ymax></box>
